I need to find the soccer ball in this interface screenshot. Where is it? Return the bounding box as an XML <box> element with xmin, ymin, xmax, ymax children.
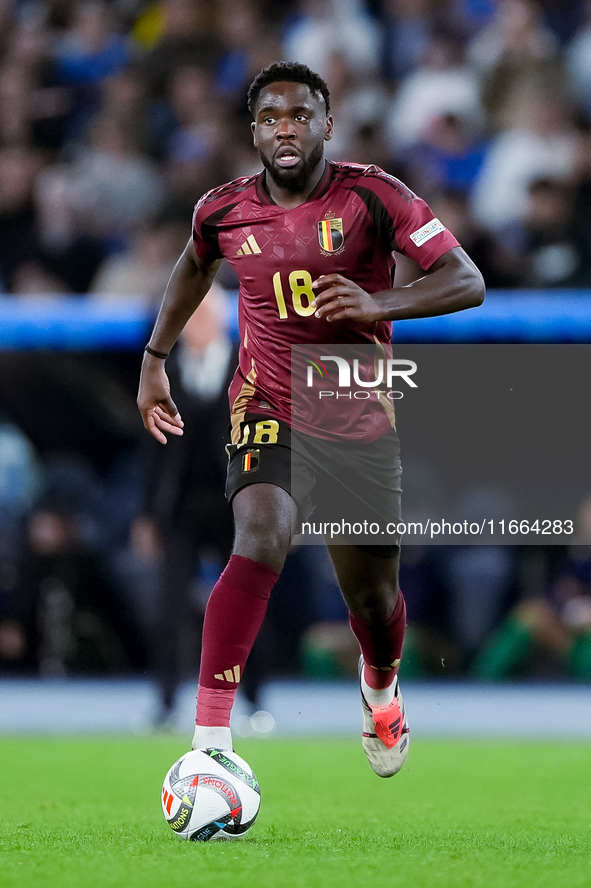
<box><xmin>161</xmin><ymin>748</ymin><xmax>261</xmax><ymax>841</ymax></box>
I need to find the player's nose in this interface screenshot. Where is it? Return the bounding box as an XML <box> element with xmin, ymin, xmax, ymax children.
<box><xmin>276</xmin><ymin>118</ymin><xmax>295</xmax><ymax>138</ymax></box>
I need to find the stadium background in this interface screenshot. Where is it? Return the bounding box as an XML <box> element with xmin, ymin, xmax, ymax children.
<box><xmin>0</xmin><ymin>0</ymin><xmax>590</xmax><ymax>737</ymax></box>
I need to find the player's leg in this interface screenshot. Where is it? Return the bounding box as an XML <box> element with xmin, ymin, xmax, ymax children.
<box><xmin>193</xmin><ymin>483</ymin><xmax>295</xmax><ymax>750</ymax></box>
<box><xmin>328</xmin><ymin>543</ymin><xmax>404</xmax><ymax>688</ymax></box>
<box><xmin>231</xmin><ymin>482</ymin><xmax>296</xmax><ymax>572</ymax></box>
<box><xmin>327</xmin><ymin>543</ymin><xmax>409</xmax><ymax>777</ymax></box>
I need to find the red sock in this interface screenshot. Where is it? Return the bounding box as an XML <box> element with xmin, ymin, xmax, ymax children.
<box><xmin>196</xmin><ymin>554</ymin><xmax>279</xmax><ymax>726</ymax></box>
<box><xmin>349</xmin><ymin>591</ymin><xmax>406</xmax><ymax>690</ymax></box>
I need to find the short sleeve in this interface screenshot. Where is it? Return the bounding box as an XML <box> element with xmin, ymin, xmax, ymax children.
<box><xmin>192</xmin><ymin>196</ymin><xmax>223</xmax><ymax>263</ymax></box>
<box><xmin>369</xmin><ymin>171</ymin><xmax>460</xmax><ymax>269</ymax></box>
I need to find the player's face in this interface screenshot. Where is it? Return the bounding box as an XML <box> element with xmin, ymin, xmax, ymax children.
<box><xmin>252</xmin><ymin>81</ymin><xmax>333</xmax><ymax>193</ymax></box>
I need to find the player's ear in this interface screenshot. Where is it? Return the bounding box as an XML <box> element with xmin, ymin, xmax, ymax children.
<box><xmin>324</xmin><ymin>114</ymin><xmax>334</xmax><ymax>142</ymax></box>
<box><xmin>251</xmin><ymin>121</ymin><xmax>258</xmax><ymax>147</ymax></box>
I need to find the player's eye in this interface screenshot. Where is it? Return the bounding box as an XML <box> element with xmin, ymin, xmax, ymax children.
<box><xmin>295</xmin><ymin>114</ymin><xmax>308</xmax><ymax>122</ymax></box>
<box><xmin>263</xmin><ymin>116</ymin><xmax>276</xmax><ymax>124</ymax></box>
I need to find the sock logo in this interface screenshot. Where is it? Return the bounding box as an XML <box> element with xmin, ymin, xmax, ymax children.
<box><xmin>370</xmin><ymin>658</ymin><xmax>401</xmax><ymax>672</ymax></box>
<box><xmin>214</xmin><ymin>665</ymin><xmax>241</xmax><ymax>683</ymax></box>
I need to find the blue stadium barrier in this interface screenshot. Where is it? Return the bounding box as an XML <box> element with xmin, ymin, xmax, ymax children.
<box><xmin>0</xmin><ymin>297</ymin><xmax>153</xmax><ymax>350</ymax></box>
<box><xmin>0</xmin><ymin>291</ymin><xmax>590</xmax><ymax>348</ymax></box>
<box><xmin>395</xmin><ymin>292</ymin><xmax>591</xmax><ymax>342</ymax></box>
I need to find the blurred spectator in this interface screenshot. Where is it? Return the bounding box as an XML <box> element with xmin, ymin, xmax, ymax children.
<box><xmin>135</xmin><ymin>0</ymin><xmax>221</xmax><ymax>99</ymax></box>
<box><xmin>430</xmin><ymin>189</ymin><xmax>522</xmax><ymax>287</ymax></box>
<box><xmin>566</xmin><ymin>2</ymin><xmax>591</xmax><ymax>115</ymax></box>
<box><xmin>386</xmin><ymin>31</ymin><xmax>483</xmax><ymax>153</ymax></box>
<box><xmin>509</xmin><ymin>176</ymin><xmax>591</xmax><ymax>287</ymax></box>
<box><xmin>157</xmin><ymin>62</ymin><xmax>231</xmax><ymax>207</ymax></box>
<box><xmin>69</xmin><ymin>112</ymin><xmax>165</xmax><ymax>250</ymax></box>
<box><xmin>284</xmin><ymin>0</ymin><xmax>380</xmax><ymax>81</ymax></box>
<box><xmin>468</xmin><ymin>0</ymin><xmax>561</xmax><ymax>129</ymax></box>
<box><xmin>541</xmin><ymin>0</ymin><xmax>587</xmax><ymax>46</ymax></box>
<box><xmin>470</xmin><ymin>85</ymin><xmax>577</xmax><ymax>231</ymax></box>
<box><xmin>0</xmin><ymin>14</ymin><xmax>71</xmax><ymax>153</ymax></box>
<box><xmin>380</xmin><ymin>0</ymin><xmax>442</xmax><ymax>82</ymax></box>
<box><xmin>0</xmin><ymin>145</ymin><xmax>43</xmax><ymax>292</ymax></box>
<box><xmin>0</xmin><ymin>62</ymin><xmax>33</xmax><ymax>148</ymax></box>
<box><xmin>163</xmin><ymin>64</ymin><xmax>223</xmax><ymax>169</ymax></box>
<box><xmin>400</xmin><ymin>112</ymin><xmax>487</xmax><ymax>198</ymax></box>
<box><xmin>322</xmin><ymin>52</ymin><xmax>389</xmax><ymax>162</ymax></box>
<box><xmin>90</xmin><ymin>211</ymin><xmax>187</xmax><ymax>303</ymax></box>
<box><xmin>2</xmin><ymin>158</ymin><xmax>105</xmax><ymax>294</ymax></box>
<box><xmin>97</xmin><ymin>64</ymin><xmax>162</xmax><ymax>160</ymax></box>
<box><xmin>10</xmin><ymin>261</ymin><xmax>69</xmax><ymax>295</ymax></box>
<box><xmin>469</xmin><ymin>0</ymin><xmax>558</xmax><ymax>68</ymax></box>
<box><xmin>54</xmin><ymin>0</ymin><xmax>131</xmax><ymax>141</ymax></box>
<box><xmin>31</xmin><ymin>163</ymin><xmax>104</xmax><ymax>293</ymax></box>
<box><xmin>0</xmin><ymin>0</ymin><xmax>16</xmax><ymax>59</ymax></box>
<box><xmin>55</xmin><ymin>1</ymin><xmax>130</xmax><ymax>84</ymax></box>
<box><xmin>215</xmin><ymin>0</ymin><xmax>265</xmax><ymax>97</ymax></box>
<box><xmin>446</xmin><ymin>0</ymin><xmax>495</xmax><ymax>39</ymax></box>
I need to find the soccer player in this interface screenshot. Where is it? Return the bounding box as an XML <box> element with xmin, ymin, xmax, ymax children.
<box><xmin>137</xmin><ymin>61</ymin><xmax>484</xmax><ymax>777</ymax></box>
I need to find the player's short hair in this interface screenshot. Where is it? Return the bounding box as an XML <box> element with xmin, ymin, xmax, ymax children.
<box><xmin>247</xmin><ymin>61</ymin><xmax>331</xmax><ymax>116</ymax></box>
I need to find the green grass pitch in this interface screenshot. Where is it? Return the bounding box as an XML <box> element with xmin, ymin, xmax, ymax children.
<box><xmin>1</xmin><ymin>736</ymin><xmax>590</xmax><ymax>888</ymax></box>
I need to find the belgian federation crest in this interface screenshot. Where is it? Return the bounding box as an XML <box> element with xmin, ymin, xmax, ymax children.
<box><xmin>318</xmin><ymin>218</ymin><xmax>345</xmax><ymax>255</ymax></box>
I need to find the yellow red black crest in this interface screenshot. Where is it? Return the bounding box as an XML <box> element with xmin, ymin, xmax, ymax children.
<box><xmin>241</xmin><ymin>449</ymin><xmax>260</xmax><ymax>473</ymax></box>
<box><xmin>318</xmin><ymin>218</ymin><xmax>344</xmax><ymax>255</ymax></box>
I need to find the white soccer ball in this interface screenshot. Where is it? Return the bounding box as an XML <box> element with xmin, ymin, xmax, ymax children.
<box><xmin>161</xmin><ymin>748</ymin><xmax>261</xmax><ymax>841</ymax></box>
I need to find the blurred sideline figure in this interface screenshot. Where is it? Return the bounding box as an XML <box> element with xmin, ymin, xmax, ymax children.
<box><xmin>134</xmin><ymin>285</ymin><xmax>239</xmax><ymax>724</ymax></box>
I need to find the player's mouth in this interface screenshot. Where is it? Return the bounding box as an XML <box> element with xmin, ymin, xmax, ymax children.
<box><xmin>275</xmin><ymin>149</ymin><xmax>301</xmax><ymax>168</ymax></box>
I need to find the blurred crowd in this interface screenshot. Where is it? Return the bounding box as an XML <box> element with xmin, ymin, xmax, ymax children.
<box><xmin>1</xmin><ymin>0</ymin><xmax>591</xmax><ymax>703</ymax></box>
<box><xmin>1</xmin><ymin>0</ymin><xmax>591</xmax><ymax>295</ymax></box>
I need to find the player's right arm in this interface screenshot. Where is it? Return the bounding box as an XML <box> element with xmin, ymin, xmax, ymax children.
<box><xmin>137</xmin><ymin>238</ymin><xmax>221</xmax><ymax>444</ymax></box>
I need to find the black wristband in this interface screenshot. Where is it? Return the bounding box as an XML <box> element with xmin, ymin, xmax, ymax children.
<box><xmin>144</xmin><ymin>345</ymin><xmax>169</xmax><ymax>360</ymax></box>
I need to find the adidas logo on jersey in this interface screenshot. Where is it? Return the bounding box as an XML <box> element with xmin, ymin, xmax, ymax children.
<box><xmin>236</xmin><ymin>235</ymin><xmax>262</xmax><ymax>256</ymax></box>
<box><xmin>214</xmin><ymin>665</ymin><xmax>241</xmax><ymax>683</ymax></box>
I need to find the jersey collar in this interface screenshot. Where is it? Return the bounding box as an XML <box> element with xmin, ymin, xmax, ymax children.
<box><xmin>255</xmin><ymin>161</ymin><xmax>334</xmax><ymax>207</ymax></box>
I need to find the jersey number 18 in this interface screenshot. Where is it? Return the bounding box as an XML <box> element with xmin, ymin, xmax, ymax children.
<box><xmin>272</xmin><ymin>270</ymin><xmax>316</xmax><ymax>319</ymax></box>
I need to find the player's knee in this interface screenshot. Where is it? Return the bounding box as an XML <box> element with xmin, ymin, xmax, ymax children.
<box><xmin>232</xmin><ymin>518</ymin><xmax>290</xmax><ymax>573</ymax></box>
<box><xmin>346</xmin><ymin>581</ymin><xmax>399</xmax><ymax>622</ymax></box>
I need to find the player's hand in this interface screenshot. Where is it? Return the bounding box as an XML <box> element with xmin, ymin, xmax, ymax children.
<box><xmin>311</xmin><ymin>274</ymin><xmax>384</xmax><ymax>323</ymax></box>
<box><xmin>137</xmin><ymin>357</ymin><xmax>184</xmax><ymax>445</ymax></box>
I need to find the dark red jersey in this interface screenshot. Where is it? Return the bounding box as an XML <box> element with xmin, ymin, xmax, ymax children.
<box><xmin>192</xmin><ymin>161</ymin><xmax>459</xmax><ymax>442</ymax></box>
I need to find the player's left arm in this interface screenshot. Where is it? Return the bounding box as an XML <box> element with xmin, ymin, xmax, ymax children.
<box><xmin>311</xmin><ymin>246</ymin><xmax>485</xmax><ymax>323</ymax></box>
